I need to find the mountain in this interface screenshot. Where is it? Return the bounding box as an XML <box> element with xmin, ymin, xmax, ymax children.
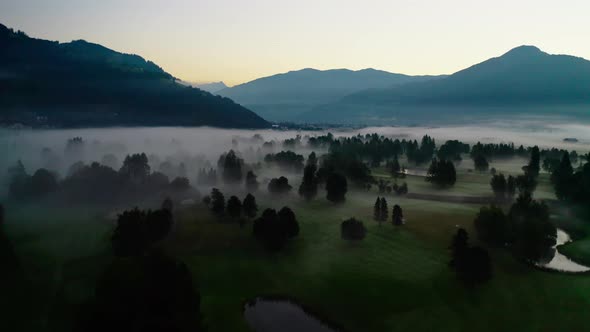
<box><xmin>0</xmin><ymin>24</ymin><xmax>268</xmax><ymax>128</ymax></box>
<box><xmin>217</xmin><ymin>68</ymin><xmax>443</xmax><ymax>121</ymax></box>
<box><xmin>301</xmin><ymin>46</ymin><xmax>590</xmax><ymax>124</ymax></box>
<box><xmin>193</xmin><ymin>81</ymin><xmax>228</xmax><ymax>94</ymax></box>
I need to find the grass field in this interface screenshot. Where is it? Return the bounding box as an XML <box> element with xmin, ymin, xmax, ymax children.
<box><xmin>4</xmin><ymin>158</ymin><xmax>590</xmax><ymax>332</ymax></box>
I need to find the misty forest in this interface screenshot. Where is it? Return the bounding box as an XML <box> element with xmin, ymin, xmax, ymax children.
<box><xmin>2</xmin><ymin>18</ymin><xmax>590</xmax><ymax>332</ymax></box>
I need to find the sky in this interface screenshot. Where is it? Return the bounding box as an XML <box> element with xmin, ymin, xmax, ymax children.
<box><xmin>1</xmin><ymin>0</ymin><xmax>589</xmax><ymax>86</ymax></box>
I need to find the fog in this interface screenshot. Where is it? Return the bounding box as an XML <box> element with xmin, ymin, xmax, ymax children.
<box><xmin>1</xmin><ymin>119</ymin><xmax>586</xmax><ymax>198</ymax></box>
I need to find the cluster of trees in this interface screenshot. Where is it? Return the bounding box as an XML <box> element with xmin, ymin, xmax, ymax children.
<box><xmin>196</xmin><ymin>168</ymin><xmax>218</xmax><ymax>186</ymax></box>
<box><xmin>449</xmin><ymin>228</ymin><xmax>492</xmax><ymax>284</ymax></box>
<box><xmin>541</xmin><ymin>148</ymin><xmax>578</xmax><ymax>173</ymax></box>
<box><xmin>325</xmin><ymin>173</ymin><xmax>347</xmax><ymax>203</ymax></box>
<box><xmin>204</xmin><ymin>189</ymin><xmax>258</xmax><ymax>224</ymax></box>
<box><xmin>8</xmin><ymin>154</ymin><xmax>194</xmax><ymax>204</ymax></box>
<box><xmin>426</xmin><ymin>159</ymin><xmax>457</xmax><ymax>187</ymax></box>
<box><xmin>264</xmin><ymin>151</ymin><xmax>305</xmax><ymax>172</ymax></box>
<box><xmin>111</xmin><ymin>200</ymin><xmax>173</xmax><ymax>257</ymax></box>
<box><xmin>341</xmin><ymin>218</ymin><xmax>367</xmax><ymax>242</ymax></box>
<box><xmin>373</xmin><ymin>197</ymin><xmax>404</xmax><ymax>226</ymax></box>
<box><xmin>386</xmin><ymin>157</ymin><xmax>405</xmax><ymax>178</ymax></box>
<box><xmin>473</xmin><ymin>194</ymin><xmax>556</xmax><ymax>263</ymax></box>
<box><xmin>548</xmin><ymin>152</ymin><xmax>590</xmax><ymax>203</ymax></box>
<box><xmin>490</xmin><ymin>173</ymin><xmax>517</xmax><ymax>200</ymax></box>
<box><xmin>407</xmin><ymin>135</ymin><xmax>436</xmax><ymax>164</ymax></box>
<box><xmin>438</xmin><ymin>140</ymin><xmax>470</xmax><ymax>161</ymax></box>
<box><xmin>473</xmin><ymin>154</ymin><xmax>489</xmax><ymax>172</ymax></box>
<box><xmin>268</xmin><ymin>176</ymin><xmax>292</xmax><ymax>194</ymax></box>
<box><xmin>376</xmin><ymin>180</ymin><xmax>408</xmax><ymax>195</ymax></box>
<box><xmin>470</xmin><ymin>142</ymin><xmax>527</xmax><ymax>159</ymax></box>
<box><xmin>218</xmin><ymin>150</ymin><xmax>243</xmax><ymax>184</ymax></box>
<box><xmin>80</xmin><ymin>199</ymin><xmax>203</xmax><ymax>331</ymax></box>
<box><xmin>253</xmin><ymin>207</ymin><xmax>299</xmax><ymax>251</ymax></box>
<box><xmin>298</xmin><ymin>153</ymin><xmax>319</xmax><ymax>201</ymax></box>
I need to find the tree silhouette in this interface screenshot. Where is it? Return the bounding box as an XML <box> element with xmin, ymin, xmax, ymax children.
<box><xmin>245</xmin><ymin>170</ymin><xmax>259</xmax><ymax>192</ymax></box>
<box><xmin>278</xmin><ymin>207</ymin><xmax>299</xmax><ymax>238</ymax></box>
<box><xmin>473</xmin><ymin>154</ymin><xmax>489</xmax><ymax>172</ymax></box>
<box><xmin>379</xmin><ymin>197</ymin><xmax>388</xmax><ymax>225</ymax></box>
<box><xmin>392</xmin><ymin>204</ymin><xmax>403</xmax><ymax>226</ymax></box>
<box><xmin>474</xmin><ymin>205</ymin><xmax>509</xmax><ymax>246</ymax></box>
<box><xmin>426</xmin><ymin>159</ymin><xmax>456</xmax><ymax>187</ymax></box>
<box><xmin>299</xmin><ymin>161</ymin><xmax>319</xmax><ymax>201</ymax></box>
<box><xmin>341</xmin><ymin>218</ymin><xmax>366</xmax><ymax>242</ymax></box>
<box><xmin>220</xmin><ymin>150</ymin><xmax>243</xmax><ymax>184</ymax></box>
<box><xmin>373</xmin><ymin>197</ymin><xmax>382</xmax><ymax>222</ymax></box>
<box><xmin>119</xmin><ymin>153</ymin><xmax>150</xmax><ymax>184</ymax></box>
<box><xmin>268</xmin><ymin>176</ymin><xmax>292</xmax><ymax>194</ymax></box>
<box><xmin>242</xmin><ymin>193</ymin><xmax>258</xmax><ymax>220</ymax></box>
<box><xmin>326</xmin><ymin>173</ymin><xmax>347</xmax><ymax>203</ymax></box>
<box><xmin>210</xmin><ymin>188</ymin><xmax>225</xmax><ymax>216</ymax></box>
<box><xmin>226</xmin><ymin>196</ymin><xmax>242</xmax><ymax>220</ymax></box>
<box><xmin>490</xmin><ymin>173</ymin><xmax>507</xmax><ymax>200</ymax></box>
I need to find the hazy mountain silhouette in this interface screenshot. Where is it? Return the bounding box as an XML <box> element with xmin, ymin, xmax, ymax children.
<box><xmin>193</xmin><ymin>81</ymin><xmax>228</xmax><ymax>94</ymax></box>
<box><xmin>217</xmin><ymin>68</ymin><xmax>444</xmax><ymax>121</ymax></box>
<box><xmin>0</xmin><ymin>24</ymin><xmax>268</xmax><ymax>128</ymax></box>
<box><xmin>301</xmin><ymin>46</ymin><xmax>590</xmax><ymax>124</ymax></box>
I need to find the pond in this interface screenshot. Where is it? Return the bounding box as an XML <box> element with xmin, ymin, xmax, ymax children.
<box><xmin>538</xmin><ymin>228</ymin><xmax>590</xmax><ymax>273</ymax></box>
<box><xmin>244</xmin><ymin>297</ymin><xmax>339</xmax><ymax>332</ymax></box>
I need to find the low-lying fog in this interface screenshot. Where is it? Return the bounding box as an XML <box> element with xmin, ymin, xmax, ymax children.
<box><xmin>0</xmin><ymin>120</ymin><xmax>587</xmax><ymax>196</ymax></box>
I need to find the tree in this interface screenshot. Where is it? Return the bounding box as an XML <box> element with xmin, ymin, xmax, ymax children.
<box><xmin>341</xmin><ymin>218</ymin><xmax>366</xmax><ymax>242</ymax></box>
<box><xmin>298</xmin><ymin>163</ymin><xmax>318</xmax><ymax>201</ymax></box>
<box><xmin>552</xmin><ymin>152</ymin><xmax>574</xmax><ymax>200</ymax></box>
<box><xmin>474</xmin><ymin>205</ymin><xmax>509</xmax><ymax>246</ymax></box>
<box><xmin>253</xmin><ymin>208</ymin><xmax>297</xmax><ymax>251</ymax></box>
<box><xmin>373</xmin><ymin>197</ymin><xmax>382</xmax><ymax>222</ymax></box>
<box><xmin>379</xmin><ymin>197</ymin><xmax>388</xmax><ymax>225</ymax></box>
<box><xmin>245</xmin><ymin>170</ymin><xmax>259</xmax><ymax>192</ymax></box>
<box><xmin>202</xmin><ymin>195</ymin><xmax>211</xmax><ymax>207</ymax></box>
<box><xmin>473</xmin><ymin>154</ymin><xmax>489</xmax><ymax>172</ymax></box>
<box><xmin>221</xmin><ymin>150</ymin><xmax>243</xmax><ymax>184</ymax></box>
<box><xmin>392</xmin><ymin>204</ymin><xmax>403</xmax><ymax>226</ymax></box>
<box><xmin>326</xmin><ymin>173</ymin><xmax>347</xmax><ymax>203</ymax></box>
<box><xmin>111</xmin><ymin>208</ymin><xmax>172</xmax><ymax>257</ymax></box>
<box><xmin>278</xmin><ymin>207</ymin><xmax>299</xmax><ymax>238</ymax></box>
<box><xmin>119</xmin><ymin>153</ymin><xmax>150</xmax><ymax>184</ymax></box>
<box><xmin>268</xmin><ymin>176</ymin><xmax>292</xmax><ymax>194</ymax></box>
<box><xmin>527</xmin><ymin>146</ymin><xmax>541</xmax><ymax>178</ymax></box>
<box><xmin>30</xmin><ymin>168</ymin><xmax>58</xmax><ymax>196</ymax></box>
<box><xmin>508</xmin><ymin>193</ymin><xmax>556</xmax><ymax>263</ymax></box>
<box><xmin>426</xmin><ymin>159</ymin><xmax>456</xmax><ymax>187</ymax></box>
<box><xmin>516</xmin><ymin>173</ymin><xmax>537</xmax><ymax>194</ymax></box>
<box><xmin>226</xmin><ymin>196</ymin><xmax>242</xmax><ymax>220</ymax></box>
<box><xmin>78</xmin><ymin>251</ymin><xmax>204</xmax><ymax>332</ymax></box>
<box><xmin>210</xmin><ymin>188</ymin><xmax>225</xmax><ymax>215</ymax></box>
<box><xmin>506</xmin><ymin>175</ymin><xmax>517</xmax><ymax>199</ymax></box>
<box><xmin>449</xmin><ymin>228</ymin><xmax>493</xmax><ymax>284</ymax></box>
<box><xmin>490</xmin><ymin>173</ymin><xmax>507</xmax><ymax>200</ymax></box>
<box><xmin>243</xmin><ymin>193</ymin><xmax>258</xmax><ymax>219</ymax></box>
<box><xmin>388</xmin><ymin>158</ymin><xmax>402</xmax><ymax>178</ymax></box>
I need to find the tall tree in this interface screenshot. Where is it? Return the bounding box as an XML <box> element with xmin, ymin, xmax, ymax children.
<box><xmin>221</xmin><ymin>150</ymin><xmax>243</xmax><ymax>184</ymax></box>
<box><xmin>245</xmin><ymin>170</ymin><xmax>259</xmax><ymax>192</ymax></box>
<box><xmin>392</xmin><ymin>204</ymin><xmax>403</xmax><ymax>226</ymax></box>
<box><xmin>379</xmin><ymin>197</ymin><xmax>388</xmax><ymax>225</ymax></box>
<box><xmin>119</xmin><ymin>153</ymin><xmax>150</xmax><ymax>184</ymax></box>
<box><xmin>210</xmin><ymin>188</ymin><xmax>225</xmax><ymax>215</ymax></box>
<box><xmin>243</xmin><ymin>193</ymin><xmax>258</xmax><ymax>219</ymax></box>
<box><xmin>298</xmin><ymin>163</ymin><xmax>318</xmax><ymax>201</ymax></box>
<box><xmin>326</xmin><ymin>173</ymin><xmax>347</xmax><ymax>203</ymax></box>
<box><xmin>490</xmin><ymin>173</ymin><xmax>507</xmax><ymax>200</ymax></box>
<box><xmin>373</xmin><ymin>197</ymin><xmax>382</xmax><ymax>222</ymax></box>
<box><xmin>226</xmin><ymin>196</ymin><xmax>242</xmax><ymax>220</ymax></box>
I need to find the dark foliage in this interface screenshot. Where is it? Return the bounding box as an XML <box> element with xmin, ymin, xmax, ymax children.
<box><xmin>449</xmin><ymin>228</ymin><xmax>492</xmax><ymax>284</ymax></box>
<box><xmin>473</xmin><ymin>154</ymin><xmax>489</xmax><ymax>172</ymax></box>
<box><xmin>298</xmin><ymin>162</ymin><xmax>318</xmax><ymax>201</ymax></box>
<box><xmin>253</xmin><ymin>207</ymin><xmax>299</xmax><ymax>251</ymax></box>
<box><xmin>326</xmin><ymin>173</ymin><xmax>347</xmax><ymax>203</ymax></box>
<box><xmin>341</xmin><ymin>218</ymin><xmax>367</xmax><ymax>241</ymax></box>
<box><xmin>426</xmin><ymin>158</ymin><xmax>456</xmax><ymax>187</ymax></box>
<box><xmin>268</xmin><ymin>176</ymin><xmax>292</xmax><ymax>194</ymax></box>
<box><xmin>76</xmin><ymin>251</ymin><xmax>204</xmax><ymax>332</ymax></box>
<box><xmin>474</xmin><ymin>205</ymin><xmax>509</xmax><ymax>246</ymax></box>
<box><xmin>111</xmin><ymin>208</ymin><xmax>173</xmax><ymax>257</ymax></box>
<box><xmin>219</xmin><ymin>150</ymin><xmax>243</xmax><ymax>184</ymax></box>
<box><xmin>264</xmin><ymin>151</ymin><xmax>305</xmax><ymax>172</ymax></box>
<box><xmin>438</xmin><ymin>140</ymin><xmax>470</xmax><ymax>161</ymax></box>
<box><xmin>210</xmin><ymin>188</ymin><xmax>225</xmax><ymax>215</ymax></box>
<box><xmin>226</xmin><ymin>196</ymin><xmax>242</xmax><ymax>219</ymax></box>
<box><xmin>245</xmin><ymin>170</ymin><xmax>259</xmax><ymax>192</ymax></box>
<box><xmin>242</xmin><ymin>194</ymin><xmax>258</xmax><ymax>219</ymax></box>
<box><xmin>392</xmin><ymin>204</ymin><xmax>404</xmax><ymax>226</ymax></box>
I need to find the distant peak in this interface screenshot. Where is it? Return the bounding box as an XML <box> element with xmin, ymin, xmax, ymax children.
<box><xmin>503</xmin><ymin>45</ymin><xmax>543</xmax><ymax>56</ymax></box>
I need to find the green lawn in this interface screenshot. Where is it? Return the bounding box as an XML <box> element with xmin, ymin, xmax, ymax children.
<box><xmin>4</xmin><ymin>161</ymin><xmax>590</xmax><ymax>332</ymax></box>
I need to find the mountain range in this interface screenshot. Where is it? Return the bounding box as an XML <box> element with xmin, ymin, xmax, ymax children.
<box><xmin>193</xmin><ymin>81</ymin><xmax>228</xmax><ymax>94</ymax></box>
<box><xmin>0</xmin><ymin>24</ymin><xmax>268</xmax><ymax>128</ymax></box>
<box><xmin>217</xmin><ymin>68</ymin><xmax>444</xmax><ymax>121</ymax></box>
<box><xmin>299</xmin><ymin>46</ymin><xmax>590</xmax><ymax>124</ymax></box>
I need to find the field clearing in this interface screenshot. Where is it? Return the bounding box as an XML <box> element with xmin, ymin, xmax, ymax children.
<box><xmin>3</xmin><ymin>156</ymin><xmax>590</xmax><ymax>332</ymax></box>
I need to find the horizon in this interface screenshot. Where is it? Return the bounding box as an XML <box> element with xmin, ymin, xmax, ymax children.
<box><xmin>2</xmin><ymin>0</ymin><xmax>589</xmax><ymax>85</ymax></box>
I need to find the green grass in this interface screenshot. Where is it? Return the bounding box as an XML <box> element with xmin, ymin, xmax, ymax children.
<box><xmin>4</xmin><ymin>159</ymin><xmax>590</xmax><ymax>332</ymax></box>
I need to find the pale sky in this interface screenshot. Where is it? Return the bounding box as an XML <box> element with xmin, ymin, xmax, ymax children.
<box><xmin>1</xmin><ymin>0</ymin><xmax>588</xmax><ymax>86</ymax></box>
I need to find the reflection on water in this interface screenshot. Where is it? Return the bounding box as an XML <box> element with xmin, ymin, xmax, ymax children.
<box><xmin>244</xmin><ymin>297</ymin><xmax>338</xmax><ymax>332</ymax></box>
<box><xmin>538</xmin><ymin>229</ymin><xmax>590</xmax><ymax>273</ymax></box>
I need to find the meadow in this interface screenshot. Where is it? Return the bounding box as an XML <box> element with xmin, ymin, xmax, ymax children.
<box><xmin>5</xmin><ymin>157</ymin><xmax>590</xmax><ymax>332</ymax></box>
